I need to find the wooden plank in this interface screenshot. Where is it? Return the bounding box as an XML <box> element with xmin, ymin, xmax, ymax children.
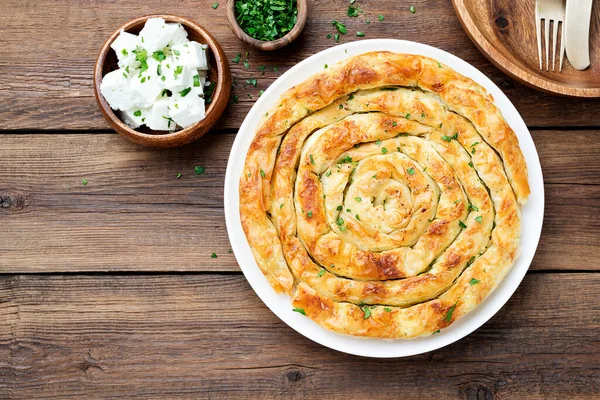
<box><xmin>0</xmin><ymin>273</ymin><xmax>598</xmax><ymax>399</ymax></box>
<box><xmin>0</xmin><ymin>132</ymin><xmax>599</xmax><ymax>273</ymax></box>
<box><xmin>1</xmin><ymin>0</ymin><xmax>600</xmax><ymax>131</ymax></box>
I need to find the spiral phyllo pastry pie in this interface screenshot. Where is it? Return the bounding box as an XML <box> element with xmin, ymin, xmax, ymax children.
<box><xmin>239</xmin><ymin>52</ymin><xmax>530</xmax><ymax>338</ymax></box>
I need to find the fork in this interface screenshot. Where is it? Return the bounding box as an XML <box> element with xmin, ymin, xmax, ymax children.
<box><xmin>535</xmin><ymin>0</ymin><xmax>566</xmax><ymax>71</ymax></box>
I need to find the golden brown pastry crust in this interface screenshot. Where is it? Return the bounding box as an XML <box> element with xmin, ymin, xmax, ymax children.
<box><xmin>239</xmin><ymin>52</ymin><xmax>529</xmax><ymax>338</ymax></box>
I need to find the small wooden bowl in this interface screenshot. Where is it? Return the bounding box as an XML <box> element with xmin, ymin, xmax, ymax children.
<box><xmin>226</xmin><ymin>0</ymin><xmax>307</xmax><ymax>51</ymax></box>
<box><xmin>94</xmin><ymin>15</ymin><xmax>231</xmax><ymax>147</ymax></box>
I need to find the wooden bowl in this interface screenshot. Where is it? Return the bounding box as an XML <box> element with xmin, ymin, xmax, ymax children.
<box><xmin>226</xmin><ymin>0</ymin><xmax>307</xmax><ymax>51</ymax></box>
<box><xmin>94</xmin><ymin>15</ymin><xmax>232</xmax><ymax>147</ymax></box>
<box><xmin>452</xmin><ymin>0</ymin><xmax>600</xmax><ymax>98</ymax></box>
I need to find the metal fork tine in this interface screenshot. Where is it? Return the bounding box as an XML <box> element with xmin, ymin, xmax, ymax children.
<box><xmin>552</xmin><ymin>20</ymin><xmax>558</xmax><ymax>71</ymax></box>
<box><xmin>559</xmin><ymin>20</ymin><xmax>565</xmax><ymax>72</ymax></box>
<box><xmin>544</xmin><ymin>18</ymin><xmax>549</xmax><ymax>71</ymax></box>
<box><xmin>536</xmin><ymin>16</ymin><xmax>543</xmax><ymax>70</ymax></box>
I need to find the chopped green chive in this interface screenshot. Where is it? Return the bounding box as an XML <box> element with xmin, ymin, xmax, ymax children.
<box><xmin>211</xmin><ymin>2</ymin><xmax>219</xmax><ymax>9</ymax></box>
<box><xmin>195</xmin><ymin>166</ymin><xmax>205</xmax><ymax>175</ymax></box>
<box><xmin>361</xmin><ymin>306</ymin><xmax>371</xmax><ymax>319</ymax></box>
<box><xmin>459</xmin><ymin>220</ymin><xmax>467</xmax><ymax>229</ymax></box>
<box><xmin>384</xmin><ymin>307</ymin><xmax>391</xmax><ymax>312</ymax></box>
<box><xmin>443</xmin><ymin>301</ymin><xmax>458</xmax><ymax>322</ymax></box>
<box><xmin>193</xmin><ymin>75</ymin><xmax>201</xmax><ymax>87</ymax></box>
<box><xmin>469</xmin><ymin>278</ymin><xmax>480</xmax><ymax>286</ymax></box>
<box><xmin>309</xmin><ymin>154</ymin><xmax>315</xmax><ymax>165</ymax></box>
<box><xmin>232</xmin><ymin>53</ymin><xmax>241</xmax><ymax>63</ymax></box>
<box><xmin>307</xmin><ymin>211</ymin><xmax>313</xmax><ymax>218</ymax></box>
<box><xmin>260</xmin><ymin>168</ymin><xmax>266</xmax><ymax>178</ymax></box>
<box><xmin>356</xmin><ymin>31</ymin><xmax>365</xmax><ymax>37</ymax></box>
<box><xmin>211</xmin><ymin>252</ymin><xmax>218</xmax><ymax>258</ymax></box>
<box><xmin>354</xmin><ymin>197</ymin><xmax>362</xmax><ymax>202</ymax></box>
<box><xmin>133</xmin><ymin>110</ymin><xmax>142</xmax><ymax>117</ymax></box>
<box><xmin>317</xmin><ymin>269</ymin><xmax>326</xmax><ymax>277</ymax></box>
<box><xmin>179</xmin><ymin>87</ymin><xmax>191</xmax><ymax>97</ymax></box>
<box><xmin>407</xmin><ymin>168</ymin><xmax>415</xmax><ymax>175</ymax></box>
<box><xmin>173</xmin><ymin>49</ymin><xmax>181</xmax><ymax>56</ymax></box>
<box><xmin>409</xmin><ymin>5</ymin><xmax>416</xmax><ymax>14</ymax></box>
<box><xmin>381</xmin><ymin>147</ymin><xmax>388</xmax><ymax>154</ymax></box>
<box><xmin>468</xmin><ymin>203</ymin><xmax>479</xmax><ymax>211</ymax></box>
<box><xmin>82</xmin><ymin>178</ymin><xmax>88</xmax><ymax>186</ymax></box>
<box><xmin>378</xmin><ymin>14</ymin><xmax>384</xmax><ymax>21</ymax></box>
<box><xmin>475</xmin><ymin>216</ymin><xmax>483</xmax><ymax>223</ymax></box>
<box><xmin>293</xmin><ymin>307</ymin><xmax>306</xmax><ymax>316</ymax></box>
<box><xmin>246</xmin><ymin>78</ymin><xmax>257</xmax><ymax>87</ymax></box>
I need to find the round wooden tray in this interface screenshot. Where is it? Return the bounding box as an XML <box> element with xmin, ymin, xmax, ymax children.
<box><xmin>452</xmin><ymin>0</ymin><xmax>600</xmax><ymax>97</ymax></box>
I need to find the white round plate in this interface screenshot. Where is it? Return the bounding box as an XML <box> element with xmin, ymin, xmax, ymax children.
<box><xmin>224</xmin><ymin>39</ymin><xmax>544</xmax><ymax>358</ymax></box>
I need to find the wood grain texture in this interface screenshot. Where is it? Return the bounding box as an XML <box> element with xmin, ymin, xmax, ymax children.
<box><xmin>0</xmin><ymin>273</ymin><xmax>598</xmax><ymax>399</ymax></box>
<box><xmin>0</xmin><ymin>131</ymin><xmax>599</xmax><ymax>273</ymax></box>
<box><xmin>2</xmin><ymin>0</ymin><xmax>600</xmax><ymax>131</ymax></box>
<box><xmin>452</xmin><ymin>0</ymin><xmax>600</xmax><ymax>97</ymax></box>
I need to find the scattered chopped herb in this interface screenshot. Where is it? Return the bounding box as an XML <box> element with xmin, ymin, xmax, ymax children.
<box><xmin>195</xmin><ymin>166</ymin><xmax>205</xmax><ymax>175</ymax></box>
<box><xmin>361</xmin><ymin>306</ymin><xmax>371</xmax><ymax>319</ymax></box>
<box><xmin>232</xmin><ymin>95</ymin><xmax>239</xmax><ymax>104</ymax></box>
<box><xmin>293</xmin><ymin>307</ymin><xmax>306</xmax><ymax>316</ymax></box>
<box><xmin>317</xmin><ymin>269</ymin><xmax>326</xmax><ymax>277</ymax></box>
<box><xmin>309</xmin><ymin>154</ymin><xmax>315</xmax><ymax>165</ymax></box>
<box><xmin>246</xmin><ymin>78</ymin><xmax>257</xmax><ymax>87</ymax></box>
<box><xmin>273</xmin><ymin>66</ymin><xmax>279</xmax><ymax>72</ymax></box>
<box><xmin>332</xmin><ymin>20</ymin><xmax>347</xmax><ymax>34</ymax></box>
<box><xmin>433</xmin><ymin>329</ymin><xmax>441</xmax><ymax>334</ymax></box>
<box><xmin>407</xmin><ymin>167</ymin><xmax>415</xmax><ymax>175</ymax></box>
<box><xmin>211</xmin><ymin>252</ymin><xmax>218</xmax><ymax>258</ymax></box>
<box><xmin>228</xmin><ymin>248</ymin><xmax>233</xmax><ymax>253</ymax></box>
<box><xmin>354</xmin><ymin>197</ymin><xmax>362</xmax><ymax>202</ymax></box>
<box><xmin>468</xmin><ymin>161</ymin><xmax>474</xmax><ymax>168</ymax></box>
<box><xmin>336</xmin><ymin>217</ymin><xmax>344</xmax><ymax>226</ymax></box>
<box><xmin>381</xmin><ymin>147</ymin><xmax>388</xmax><ymax>154</ymax></box>
<box><xmin>468</xmin><ymin>203</ymin><xmax>479</xmax><ymax>211</ymax></box>
<box><xmin>409</xmin><ymin>5</ymin><xmax>416</xmax><ymax>14</ymax></box>
<box><xmin>355</xmin><ymin>214</ymin><xmax>360</xmax><ymax>220</ymax></box>
<box><xmin>348</xmin><ymin>5</ymin><xmax>362</xmax><ymax>17</ymax></box>
<box><xmin>459</xmin><ymin>220</ymin><xmax>467</xmax><ymax>229</ymax></box>
<box><xmin>441</xmin><ymin>135</ymin><xmax>452</xmax><ymax>142</ymax></box>
<box><xmin>307</xmin><ymin>211</ymin><xmax>313</xmax><ymax>218</ymax></box>
<box><xmin>176</xmin><ymin>173</ymin><xmax>182</xmax><ymax>179</ymax></box>
<box><xmin>378</xmin><ymin>14</ymin><xmax>384</xmax><ymax>21</ymax></box>
<box><xmin>133</xmin><ymin>110</ymin><xmax>142</xmax><ymax>117</ymax></box>
<box><xmin>193</xmin><ymin>75</ymin><xmax>201</xmax><ymax>87</ymax></box>
<box><xmin>173</xmin><ymin>49</ymin><xmax>181</xmax><ymax>56</ymax></box>
<box><xmin>212</xmin><ymin>2</ymin><xmax>219</xmax><ymax>9</ymax></box>
<box><xmin>475</xmin><ymin>215</ymin><xmax>483</xmax><ymax>223</ymax></box>
<box><xmin>334</xmin><ymin>33</ymin><xmax>340</xmax><ymax>42</ymax></box>
<box><xmin>338</xmin><ymin>155</ymin><xmax>353</xmax><ymax>164</ymax></box>
<box><xmin>325</xmin><ymin>171</ymin><xmax>332</xmax><ymax>177</ymax></box>
<box><xmin>326</xmin><ymin>33</ymin><xmax>332</xmax><ymax>39</ymax></box>
<box><xmin>405</xmin><ymin>113</ymin><xmax>411</xmax><ymax>119</ymax></box>
<box><xmin>243</xmin><ymin>58</ymin><xmax>250</xmax><ymax>70</ymax></box>
<box><xmin>356</xmin><ymin>31</ymin><xmax>365</xmax><ymax>37</ymax></box>
<box><xmin>324</xmin><ymin>64</ymin><xmax>328</xmax><ymax>69</ymax></box>
<box><xmin>179</xmin><ymin>87</ymin><xmax>192</xmax><ymax>97</ymax></box>
<box><xmin>469</xmin><ymin>278</ymin><xmax>480</xmax><ymax>286</ymax></box>
<box><xmin>232</xmin><ymin>53</ymin><xmax>241</xmax><ymax>63</ymax></box>
<box><xmin>174</xmin><ymin>65</ymin><xmax>183</xmax><ymax>78</ymax></box>
<box><xmin>452</xmin><ymin>132</ymin><xmax>459</xmax><ymax>140</ymax></box>
<box><xmin>391</xmin><ymin>121</ymin><xmax>397</xmax><ymax>127</ymax></box>
<box><xmin>348</xmin><ymin>93</ymin><xmax>355</xmax><ymax>101</ymax></box>
<box><xmin>337</xmin><ymin>205</ymin><xmax>343</xmax><ymax>211</ymax></box>
<box><xmin>421</xmin><ymin>113</ymin><xmax>426</xmax><ymax>117</ymax></box>
<box><xmin>235</xmin><ymin>0</ymin><xmax>298</xmax><ymax>41</ymax></box>
<box><xmin>467</xmin><ymin>256</ymin><xmax>476</xmax><ymax>266</ymax></box>
<box><xmin>443</xmin><ymin>301</ymin><xmax>458</xmax><ymax>322</ymax></box>
<box><xmin>375</xmin><ymin>139</ymin><xmax>382</xmax><ymax>146</ymax></box>
<box><xmin>259</xmin><ymin>90</ymin><xmax>264</xmax><ymax>97</ymax></box>
<box><xmin>161</xmin><ymin>76</ymin><xmax>166</xmax><ymax>81</ymax></box>
<box><xmin>384</xmin><ymin>307</ymin><xmax>391</xmax><ymax>312</ymax></box>
<box><xmin>82</xmin><ymin>178</ymin><xmax>88</xmax><ymax>186</ymax></box>
<box><xmin>260</xmin><ymin>168</ymin><xmax>266</xmax><ymax>178</ymax></box>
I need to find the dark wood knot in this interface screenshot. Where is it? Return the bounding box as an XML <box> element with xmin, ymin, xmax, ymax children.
<box><xmin>0</xmin><ymin>193</ymin><xmax>30</xmax><ymax>212</ymax></box>
<box><xmin>462</xmin><ymin>383</ymin><xmax>495</xmax><ymax>400</ymax></box>
<box><xmin>285</xmin><ymin>368</ymin><xmax>305</xmax><ymax>383</ymax></box>
<box><xmin>495</xmin><ymin>16</ymin><xmax>509</xmax><ymax>30</ymax></box>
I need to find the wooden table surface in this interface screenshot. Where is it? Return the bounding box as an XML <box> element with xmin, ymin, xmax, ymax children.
<box><xmin>1</xmin><ymin>1</ymin><xmax>599</xmax><ymax>398</ymax></box>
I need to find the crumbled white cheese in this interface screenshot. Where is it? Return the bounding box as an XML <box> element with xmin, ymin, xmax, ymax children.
<box><xmin>100</xmin><ymin>69</ymin><xmax>141</xmax><ymax>111</ymax></box>
<box><xmin>169</xmin><ymin>93</ymin><xmax>206</xmax><ymax>128</ymax></box>
<box><xmin>100</xmin><ymin>18</ymin><xmax>211</xmax><ymax>131</ymax></box>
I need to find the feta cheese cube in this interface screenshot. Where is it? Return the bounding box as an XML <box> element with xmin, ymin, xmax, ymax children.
<box><xmin>145</xmin><ymin>98</ymin><xmax>175</xmax><ymax>131</ymax></box>
<box><xmin>171</xmin><ymin>41</ymin><xmax>209</xmax><ymax>70</ymax></box>
<box><xmin>111</xmin><ymin>30</ymin><xmax>140</xmax><ymax>68</ymax></box>
<box><xmin>169</xmin><ymin>23</ymin><xmax>189</xmax><ymax>46</ymax></box>
<box><xmin>119</xmin><ymin>107</ymin><xmax>148</xmax><ymax>129</ymax></box>
<box><xmin>100</xmin><ymin>69</ymin><xmax>141</xmax><ymax>111</ymax></box>
<box><xmin>161</xmin><ymin>57</ymin><xmax>192</xmax><ymax>90</ymax></box>
<box><xmin>139</xmin><ymin>18</ymin><xmax>178</xmax><ymax>53</ymax></box>
<box><xmin>129</xmin><ymin>58</ymin><xmax>164</xmax><ymax>108</ymax></box>
<box><xmin>169</xmin><ymin>94</ymin><xmax>205</xmax><ymax>128</ymax></box>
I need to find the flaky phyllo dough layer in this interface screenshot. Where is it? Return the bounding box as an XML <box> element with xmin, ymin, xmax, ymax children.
<box><xmin>239</xmin><ymin>52</ymin><xmax>530</xmax><ymax>338</ymax></box>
